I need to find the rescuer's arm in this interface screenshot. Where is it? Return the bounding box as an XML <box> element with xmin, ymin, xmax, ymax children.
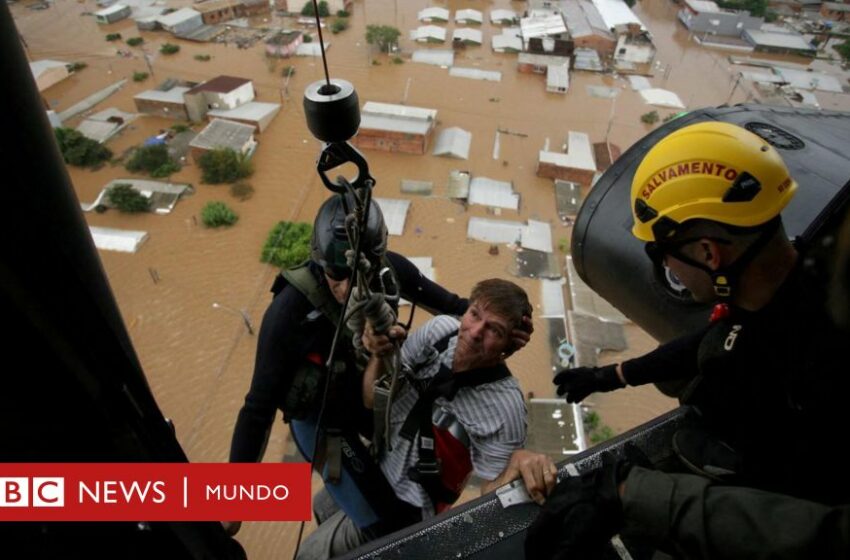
<box><xmin>621</xmin><ymin>466</ymin><xmax>850</xmax><ymax>560</ymax></box>
<box><xmin>361</xmin><ymin>323</ymin><xmax>407</xmax><ymax>409</ymax></box>
<box><xmin>388</xmin><ymin>251</ymin><xmax>469</xmax><ymax>317</ymax></box>
<box><xmin>480</xmin><ymin>449</ymin><xmax>557</xmax><ymax>505</ymax></box>
<box><xmin>554</xmin><ymin>328</ymin><xmax>706</xmax><ymax>403</ymax></box>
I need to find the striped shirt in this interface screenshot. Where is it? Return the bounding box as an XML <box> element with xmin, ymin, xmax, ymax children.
<box><xmin>379</xmin><ymin>315</ymin><xmax>527</xmax><ymax>515</ymax></box>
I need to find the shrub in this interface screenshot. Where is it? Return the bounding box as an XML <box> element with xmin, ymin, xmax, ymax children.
<box><xmin>365</xmin><ymin>25</ymin><xmax>401</xmax><ymax>52</ymax></box>
<box><xmin>199</xmin><ymin>147</ymin><xmax>253</xmax><ymax>184</ymax></box>
<box><xmin>835</xmin><ymin>39</ymin><xmax>850</xmax><ymax>62</ymax></box>
<box><xmin>160</xmin><ymin>43</ymin><xmax>180</xmax><ymax>55</ymax></box>
<box><xmin>336</xmin><ymin>9</ymin><xmax>349</xmax><ymax>17</ymax></box>
<box><xmin>331</xmin><ymin>18</ymin><xmax>348</xmax><ymax>34</ymax></box>
<box><xmin>201</xmin><ymin>201</ymin><xmax>238</xmax><ymax>228</ymax></box>
<box><xmin>194</xmin><ymin>54</ymin><xmax>212</xmax><ymax>61</ymax></box>
<box><xmin>301</xmin><ymin>0</ymin><xmax>329</xmax><ymax>17</ymax></box>
<box><xmin>261</xmin><ymin>221</ymin><xmax>313</xmax><ymax>267</ymax></box>
<box><xmin>640</xmin><ymin>110</ymin><xmax>660</xmax><ymax>125</ymax></box>
<box><xmin>54</xmin><ymin>127</ymin><xmax>112</xmax><ymax>168</ymax></box>
<box><xmin>170</xmin><ymin>123</ymin><xmax>190</xmax><ymax>133</ymax></box>
<box><xmin>302</xmin><ymin>34</ymin><xmax>313</xmax><ymax>43</ymax></box>
<box><xmin>282</xmin><ymin>65</ymin><xmax>296</xmax><ymax>77</ymax></box>
<box><xmin>67</xmin><ymin>62</ymin><xmax>87</xmax><ymax>72</ymax></box>
<box><xmin>106</xmin><ymin>33</ymin><xmax>122</xmax><ymax>42</ymax></box>
<box><xmin>126</xmin><ymin>37</ymin><xmax>144</xmax><ymax>46</ymax></box>
<box><xmin>107</xmin><ymin>183</ymin><xmax>150</xmax><ymax>213</ymax></box>
<box><xmin>230</xmin><ymin>181</ymin><xmax>255</xmax><ymax>201</ymax></box>
<box><xmin>391</xmin><ymin>56</ymin><xmax>404</xmax><ymax>64</ymax></box>
<box><xmin>126</xmin><ymin>144</ymin><xmax>181</xmax><ymax>177</ymax></box>
<box><xmin>133</xmin><ymin>71</ymin><xmax>149</xmax><ymax>82</ymax></box>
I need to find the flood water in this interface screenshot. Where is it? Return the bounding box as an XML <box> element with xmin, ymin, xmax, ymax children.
<box><xmin>11</xmin><ymin>0</ymin><xmax>850</xmax><ymax>556</ymax></box>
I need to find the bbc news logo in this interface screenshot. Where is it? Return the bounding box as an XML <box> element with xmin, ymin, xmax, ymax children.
<box><xmin>0</xmin><ymin>464</ymin><xmax>310</xmax><ymax>521</ymax></box>
<box><xmin>1</xmin><ymin>477</ymin><xmax>64</xmax><ymax>507</ymax></box>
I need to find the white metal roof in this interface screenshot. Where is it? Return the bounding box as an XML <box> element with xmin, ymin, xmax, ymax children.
<box><xmin>362</xmin><ymin>102</ymin><xmax>437</xmax><ymax>121</ymax></box>
<box><xmin>29</xmin><ymin>60</ymin><xmax>68</xmax><ymax>78</ymax></box>
<box><xmin>520</xmin><ymin>14</ymin><xmax>567</xmax><ymax>38</ymax></box>
<box><xmin>773</xmin><ymin>67</ymin><xmax>842</xmax><ymax>92</ymax></box>
<box><xmin>628</xmin><ymin>75</ymin><xmax>652</xmax><ymax>90</ymax></box>
<box><xmin>418</xmin><ymin>7</ymin><xmax>449</xmax><ymax>21</ymax></box>
<box><xmin>522</xmin><ymin>220</ymin><xmax>553</xmax><ymax>253</ymax></box>
<box><xmin>208</xmin><ymin>101</ymin><xmax>281</xmax><ymax>121</ymax></box>
<box><xmin>297</xmin><ymin>42</ymin><xmax>329</xmax><ymax>56</ymax></box>
<box><xmin>452</xmin><ymin>28</ymin><xmax>483</xmax><ymax>44</ymax></box>
<box><xmin>547</xmin><ymin>65</ymin><xmax>570</xmax><ymax>91</ymax></box>
<box><xmin>411</xmin><ymin>49</ymin><xmax>454</xmax><ymax>66</ymax></box>
<box><xmin>518</xmin><ymin>53</ymin><xmax>571</xmax><ymax>67</ymax></box>
<box><xmin>591</xmin><ymin>0</ymin><xmax>646</xmax><ymax>31</ymax></box>
<box><xmin>373</xmin><ymin>197</ymin><xmax>411</xmax><ymax>236</ymax></box>
<box><xmin>135</xmin><ymin>87</ymin><xmax>190</xmax><ymax>104</ymax></box>
<box><xmin>411</xmin><ymin>25</ymin><xmax>447</xmax><ymax>42</ymax></box>
<box><xmin>90</xmin><ymin>226</ymin><xmax>148</xmax><ymax>253</ymax></box>
<box><xmin>455</xmin><ymin>9</ymin><xmax>483</xmax><ymax>23</ymax></box>
<box><xmin>639</xmin><ymin>88</ymin><xmax>686</xmax><ymax>108</ymax></box>
<box><xmin>490</xmin><ymin>9</ymin><xmax>518</xmax><ymax>23</ymax></box>
<box><xmin>539</xmin><ymin>131</ymin><xmax>596</xmax><ymax>172</ymax></box>
<box><xmin>742</xmin><ymin>71</ymin><xmax>784</xmax><ymax>83</ymax></box>
<box><xmin>400</xmin><ymin>180</ymin><xmax>433</xmax><ymax>195</ymax></box>
<box><xmin>573</xmin><ymin>48</ymin><xmax>604</xmax><ymax>72</ymax></box>
<box><xmin>432</xmin><ymin>127</ymin><xmax>472</xmax><ymax>159</ymax></box>
<box><xmin>561</xmin><ymin>0</ymin><xmax>612</xmax><ymax>38</ymax></box>
<box><xmin>683</xmin><ymin>0</ymin><xmax>720</xmax><ymax>12</ymax></box>
<box><xmin>449</xmin><ymin>67</ymin><xmax>501</xmax><ymax>81</ymax></box>
<box><xmin>467</xmin><ymin>217</ymin><xmax>524</xmax><ymax>245</ymax></box>
<box><xmin>447</xmin><ymin>170</ymin><xmax>470</xmax><ymax>198</ymax></box>
<box><xmin>744</xmin><ymin>29</ymin><xmax>813</xmax><ymax>51</ymax></box>
<box><xmin>190</xmin><ymin>119</ymin><xmax>255</xmax><ymax>150</ymax></box>
<box><xmin>359</xmin><ymin>115</ymin><xmax>433</xmax><ymax>135</ymax></box>
<box><xmin>157</xmin><ymin>7</ymin><xmax>200</xmax><ymax>26</ymax></box>
<box><xmin>541</xmin><ymin>278</ymin><xmax>567</xmax><ymax>318</ymax></box>
<box><xmin>469</xmin><ymin>177</ymin><xmax>519</xmax><ymax>211</ymax></box>
<box><xmin>492</xmin><ymin>33</ymin><xmax>523</xmax><ymax>52</ymax></box>
<box><xmin>96</xmin><ymin>3</ymin><xmax>129</xmax><ymax>16</ymax></box>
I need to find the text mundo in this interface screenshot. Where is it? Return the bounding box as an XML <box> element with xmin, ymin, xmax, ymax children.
<box><xmin>206</xmin><ymin>484</ymin><xmax>290</xmax><ymax>502</ymax></box>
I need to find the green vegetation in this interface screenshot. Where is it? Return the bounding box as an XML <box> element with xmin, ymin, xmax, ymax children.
<box><xmin>301</xmin><ymin>0</ymin><xmax>329</xmax><ymax>17</ymax></box>
<box><xmin>558</xmin><ymin>237</ymin><xmax>569</xmax><ymax>254</ymax></box>
<box><xmin>201</xmin><ymin>201</ymin><xmax>239</xmax><ymax>228</ymax></box>
<box><xmin>105</xmin><ymin>33</ymin><xmax>122</xmax><ymax>42</ymax></box>
<box><xmin>194</xmin><ymin>54</ymin><xmax>212</xmax><ymax>61</ymax></box>
<box><xmin>133</xmin><ymin>71</ymin><xmax>149</xmax><ymax>82</ymax></box>
<box><xmin>198</xmin><ymin>147</ymin><xmax>254</xmax><ymax>184</ymax></box>
<box><xmin>230</xmin><ymin>181</ymin><xmax>255</xmax><ymax>201</ymax></box>
<box><xmin>716</xmin><ymin>0</ymin><xmax>767</xmax><ymax>16</ymax></box>
<box><xmin>336</xmin><ymin>9</ymin><xmax>349</xmax><ymax>17</ymax></box>
<box><xmin>835</xmin><ymin>39</ymin><xmax>850</xmax><ymax>62</ymax></box>
<box><xmin>391</xmin><ymin>56</ymin><xmax>404</xmax><ymax>64</ymax></box>
<box><xmin>126</xmin><ymin>37</ymin><xmax>144</xmax><ymax>46</ymax></box>
<box><xmin>160</xmin><ymin>43</ymin><xmax>180</xmax><ymax>55</ymax></box>
<box><xmin>261</xmin><ymin>221</ymin><xmax>313</xmax><ymax>267</ymax></box>
<box><xmin>126</xmin><ymin>144</ymin><xmax>181</xmax><ymax>178</ymax></box>
<box><xmin>302</xmin><ymin>34</ymin><xmax>313</xmax><ymax>43</ymax></box>
<box><xmin>54</xmin><ymin>127</ymin><xmax>112</xmax><ymax>168</ymax></box>
<box><xmin>107</xmin><ymin>183</ymin><xmax>151</xmax><ymax>213</ymax></box>
<box><xmin>331</xmin><ymin>18</ymin><xmax>349</xmax><ymax>34</ymax></box>
<box><xmin>366</xmin><ymin>25</ymin><xmax>401</xmax><ymax>52</ymax></box>
<box><xmin>583</xmin><ymin>410</ymin><xmax>616</xmax><ymax>445</ymax></box>
<box><xmin>641</xmin><ymin>110</ymin><xmax>660</xmax><ymax>125</ymax></box>
<box><xmin>67</xmin><ymin>62</ymin><xmax>87</xmax><ymax>72</ymax></box>
<box><xmin>282</xmin><ymin>65</ymin><xmax>296</xmax><ymax>77</ymax></box>
<box><xmin>170</xmin><ymin>123</ymin><xmax>190</xmax><ymax>133</ymax></box>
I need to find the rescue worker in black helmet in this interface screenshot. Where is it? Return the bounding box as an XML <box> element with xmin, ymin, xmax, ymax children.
<box><xmin>527</xmin><ymin>121</ymin><xmax>849</xmax><ymax>558</ymax></box>
<box><xmin>226</xmin><ymin>193</ymin><xmax>529</xmax><ymax>543</ymax></box>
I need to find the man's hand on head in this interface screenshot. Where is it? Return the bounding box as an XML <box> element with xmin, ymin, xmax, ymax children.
<box><xmin>505</xmin><ymin>315</ymin><xmax>534</xmax><ymax>357</ymax></box>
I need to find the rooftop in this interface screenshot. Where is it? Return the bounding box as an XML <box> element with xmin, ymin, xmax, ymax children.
<box><xmin>591</xmin><ymin>0</ymin><xmax>646</xmax><ymax>31</ymax></box>
<box><xmin>157</xmin><ymin>7</ymin><xmax>201</xmax><ymax>26</ymax></box>
<box><xmin>190</xmin><ymin>119</ymin><xmax>255</xmax><ymax>150</ymax></box>
<box><xmin>135</xmin><ymin>86</ymin><xmax>190</xmax><ymax>104</ymax></box>
<box><xmin>186</xmin><ymin>75</ymin><xmax>251</xmax><ymax>95</ymax></box>
<box><xmin>95</xmin><ymin>3</ymin><xmax>129</xmax><ymax>16</ymax></box>
<box><xmin>520</xmin><ymin>13</ymin><xmax>567</xmax><ymax>38</ymax></box>
<box><xmin>539</xmin><ymin>131</ymin><xmax>596</xmax><ymax>171</ymax></box>
<box><xmin>30</xmin><ymin>60</ymin><xmax>68</xmax><ymax>77</ymax></box>
<box><xmin>744</xmin><ymin>29</ymin><xmax>815</xmax><ymax>51</ymax></box>
<box><xmin>207</xmin><ymin>101</ymin><xmax>281</xmax><ymax>121</ymax></box>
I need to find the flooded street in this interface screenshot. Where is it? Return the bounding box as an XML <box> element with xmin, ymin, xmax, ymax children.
<box><xmin>11</xmin><ymin>0</ymin><xmax>850</xmax><ymax>556</ymax></box>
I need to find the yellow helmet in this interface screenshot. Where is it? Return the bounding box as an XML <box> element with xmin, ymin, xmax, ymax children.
<box><xmin>631</xmin><ymin>122</ymin><xmax>797</xmax><ymax>242</ymax></box>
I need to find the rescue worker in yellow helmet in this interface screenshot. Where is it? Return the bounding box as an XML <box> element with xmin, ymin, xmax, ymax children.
<box><xmin>527</xmin><ymin>121</ymin><xmax>849</xmax><ymax>558</ymax></box>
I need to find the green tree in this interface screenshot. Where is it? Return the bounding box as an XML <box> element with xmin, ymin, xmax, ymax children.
<box><xmin>201</xmin><ymin>201</ymin><xmax>239</xmax><ymax>228</ymax></box>
<box><xmin>126</xmin><ymin>144</ymin><xmax>181</xmax><ymax>177</ymax></box>
<box><xmin>107</xmin><ymin>183</ymin><xmax>151</xmax><ymax>213</ymax></box>
<box><xmin>133</xmin><ymin>71</ymin><xmax>149</xmax><ymax>82</ymax></box>
<box><xmin>641</xmin><ymin>110</ymin><xmax>660</xmax><ymax>125</ymax></box>
<box><xmin>834</xmin><ymin>39</ymin><xmax>850</xmax><ymax>61</ymax></box>
<box><xmin>261</xmin><ymin>221</ymin><xmax>313</xmax><ymax>267</ymax></box>
<box><xmin>160</xmin><ymin>43</ymin><xmax>180</xmax><ymax>55</ymax></box>
<box><xmin>331</xmin><ymin>18</ymin><xmax>349</xmax><ymax>34</ymax></box>
<box><xmin>126</xmin><ymin>37</ymin><xmax>144</xmax><ymax>46</ymax></box>
<box><xmin>230</xmin><ymin>181</ymin><xmax>255</xmax><ymax>201</ymax></box>
<box><xmin>105</xmin><ymin>33</ymin><xmax>122</xmax><ymax>42</ymax></box>
<box><xmin>365</xmin><ymin>25</ymin><xmax>401</xmax><ymax>52</ymax></box>
<box><xmin>54</xmin><ymin>127</ymin><xmax>112</xmax><ymax>168</ymax></box>
<box><xmin>194</xmin><ymin>54</ymin><xmax>212</xmax><ymax>61</ymax></box>
<box><xmin>198</xmin><ymin>148</ymin><xmax>254</xmax><ymax>184</ymax></box>
<box><xmin>301</xmin><ymin>0</ymin><xmax>329</xmax><ymax>17</ymax></box>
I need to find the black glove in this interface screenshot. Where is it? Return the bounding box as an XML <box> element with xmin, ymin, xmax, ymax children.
<box><xmin>524</xmin><ymin>453</ymin><xmax>631</xmax><ymax>560</ymax></box>
<box><xmin>554</xmin><ymin>364</ymin><xmax>624</xmax><ymax>403</ymax></box>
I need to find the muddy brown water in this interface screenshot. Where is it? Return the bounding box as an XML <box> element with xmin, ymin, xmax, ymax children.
<box><xmin>12</xmin><ymin>0</ymin><xmax>850</xmax><ymax>556</ymax></box>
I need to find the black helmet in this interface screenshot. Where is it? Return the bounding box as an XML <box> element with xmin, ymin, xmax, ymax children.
<box><xmin>311</xmin><ymin>194</ymin><xmax>388</xmax><ymax>278</ymax></box>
